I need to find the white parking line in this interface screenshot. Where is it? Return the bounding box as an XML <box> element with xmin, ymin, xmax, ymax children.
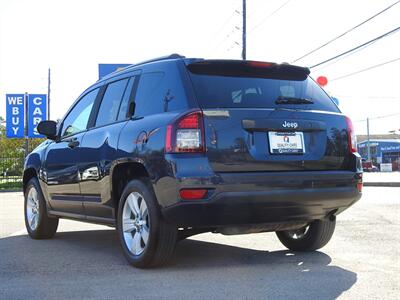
<box><xmin>8</xmin><ymin>228</ymin><xmax>27</xmax><ymax>237</ymax></box>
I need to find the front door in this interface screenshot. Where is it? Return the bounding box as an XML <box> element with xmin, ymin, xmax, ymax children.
<box><xmin>44</xmin><ymin>132</ymin><xmax>86</xmax><ymax>214</ymax></box>
<box><xmin>43</xmin><ymin>87</ymin><xmax>100</xmax><ymax>215</ymax></box>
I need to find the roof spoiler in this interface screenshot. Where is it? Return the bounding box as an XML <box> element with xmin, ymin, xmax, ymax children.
<box><xmin>187</xmin><ymin>60</ymin><xmax>310</xmax><ymax>81</ymax></box>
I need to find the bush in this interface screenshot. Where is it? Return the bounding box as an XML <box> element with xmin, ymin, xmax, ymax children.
<box><xmin>0</xmin><ymin>125</ymin><xmax>45</xmax><ymax>177</ymax></box>
<box><xmin>0</xmin><ymin>180</ymin><xmax>22</xmax><ymax>190</ymax></box>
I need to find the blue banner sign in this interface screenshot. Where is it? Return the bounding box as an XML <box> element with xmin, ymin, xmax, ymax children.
<box><xmin>28</xmin><ymin>94</ymin><xmax>47</xmax><ymax>138</ymax></box>
<box><xmin>99</xmin><ymin>64</ymin><xmax>130</xmax><ymax>79</ymax></box>
<box><xmin>5</xmin><ymin>94</ymin><xmax>25</xmax><ymax>138</ymax></box>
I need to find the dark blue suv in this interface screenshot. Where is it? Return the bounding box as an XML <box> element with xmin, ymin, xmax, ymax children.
<box><xmin>23</xmin><ymin>54</ymin><xmax>362</xmax><ymax>268</ymax></box>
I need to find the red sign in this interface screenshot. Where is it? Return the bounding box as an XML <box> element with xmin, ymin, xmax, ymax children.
<box><xmin>316</xmin><ymin>76</ymin><xmax>328</xmax><ymax>87</ymax></box>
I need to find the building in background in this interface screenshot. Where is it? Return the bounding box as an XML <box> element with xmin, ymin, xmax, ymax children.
<box><xmin>98</xmin><ymin>64</ymin><xmax>131</xmax><ymax>79</ymax></box>
<box><xmin>357</xmin><ymin>134</ymin><xmax>400</xmax><ymax>171</ymax></box>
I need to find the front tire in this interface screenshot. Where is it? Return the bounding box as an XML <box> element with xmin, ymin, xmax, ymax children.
<box><xmin>276</xmin><ymin>218</ymin><xmax>336</xmax><ymax>251</ymax></box>
<box><xmin>24</xmin><ymin>178</ymin><xmax>59</xmax><ymax>239</ymax></box>
<box><xmin>117</xmin><ymin>179</ymin><xmax>177</xmax><ymax>268</ymax></box>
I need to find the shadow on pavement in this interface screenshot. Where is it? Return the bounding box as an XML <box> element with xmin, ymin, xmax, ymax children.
<box><xmin>0</xmin><ymin>230</ymin><xmax>357</xmax><ymax>299</ymax></box>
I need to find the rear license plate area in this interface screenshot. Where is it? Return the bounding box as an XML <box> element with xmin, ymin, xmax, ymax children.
<box><xmin>268</xmin><ymin>131</ymin><xmax>305</xmax><ymax>154</ymax></box>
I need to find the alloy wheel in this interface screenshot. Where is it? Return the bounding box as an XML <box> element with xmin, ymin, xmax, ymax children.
<box><xmin>122</xmin><ymin>192</ymin><xmax>150</xmax><ymax>255</ymax></box>
<box><xmin>26</xmin><ymin>187</ymin><xmax>40</xmax><ymax>231</ymax></box>
<box><xmin>287</xmin><ymin>225</ymin><xmax>310</xmax><ymax>240</ymax></box>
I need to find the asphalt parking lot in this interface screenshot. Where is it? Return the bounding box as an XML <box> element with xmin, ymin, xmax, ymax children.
<box><xmin>0</xmin><ymin>187</ymin><xmax>399</xmax><ymax>299</ymax></box>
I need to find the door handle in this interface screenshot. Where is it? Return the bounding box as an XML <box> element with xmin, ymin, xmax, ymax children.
<box><xmin>67</xmin><ymin>139</ymin><xmax>80</xmax><ymax>148</ymax></box>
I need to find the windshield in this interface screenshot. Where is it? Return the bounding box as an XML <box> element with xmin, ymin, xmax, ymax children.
<box><xmin>189</xmin><ymin>73</ymin><xmax>339</xmax><ymax>112</ymax></box>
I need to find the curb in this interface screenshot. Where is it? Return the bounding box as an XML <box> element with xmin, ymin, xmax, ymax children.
<box><xmin>0</xmin><ymin>189</ymin><xmax>23</xmax><ymax>193</ymax></box>
<box><xmin>363</xmin><ymin>182</ymin><xmax>400</xmax><ymax>187</ymax></box>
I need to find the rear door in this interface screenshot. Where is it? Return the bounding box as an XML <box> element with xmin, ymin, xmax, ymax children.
<box><xmin>187</xmin><ymin>61</ymin><xmax>350</xmax><ymax>172</ymax></box>
<box><xmin>79</xmin><ymin>74</ymin><xmax>138</xmax><ymax>220</ymax></box>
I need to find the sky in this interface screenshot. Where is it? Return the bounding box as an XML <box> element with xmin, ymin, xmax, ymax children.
<box><xmin>0</xmin><ymin>0</ymin><xmax>399</xmax><ymax>135</ymax></box>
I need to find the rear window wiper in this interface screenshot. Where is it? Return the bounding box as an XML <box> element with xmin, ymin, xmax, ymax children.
<box><xmin>275</xmin><ymin>96</ymin><xmax>314</xmax><ymax>104</ymax></box>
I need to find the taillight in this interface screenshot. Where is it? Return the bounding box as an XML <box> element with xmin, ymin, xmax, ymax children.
<box><xmin>346</xmin><ymin>116</ymin><xmax>357</xmax><ymax>153</ymax></box>
<box><xmin>179</xmin><ymin>189</ymin><xmax>208</xmax><ymax>200</ymax></box>
<box><xmin>165</xmin><ymin>111</ymin><xmax>205</xmax><ymax>153</ymax></box>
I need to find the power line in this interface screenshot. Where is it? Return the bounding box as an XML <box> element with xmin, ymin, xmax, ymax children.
<box><xmin>334</xmin><ymin>95</ymin><xmax>399</xmax><ymax>100</ymax></box>
<box><xmin>214</xmin><ymin>25</ymin><xmax>241</xmax><ymax>54</ymax></box>
<box><xmin>310</xmin><ymin>26</ymin><xmax>400</xmax><ymax>68</ymax></box>
<box><xmin>331</xmin><ymin>57</ymin><xmax>400</xmax><ymax>81</ymax></box>
<box><xmin>226</xmin><ymin>0</ymin><xmax>292</xmax><ymax>55</ymax></box>
<box><xmin>355</xmin><ymin>112</ymin><xmax>400</xmax><ymax>122</ymax></box>
<box><xmin>248</xmin><ymin>0</ymin><xmax>292</xmax><ymax>34</ymax></box>
<box><xmin>292</xmin><ymin>0</ymin><xmax>400</xmax><ymax>63</ymax></box>
<box><xmin>227</xmin><ymin>41</ymin><xmax>241</xmax><ymax>53</ymax></box>
<box><xmin>212</xmin><ymin>9</ymin><xmax>240</xmax><ymax>40</ymax></box>
<box><xmin>310</xmin><ymin>38</ymin><xmax>380</xmax><ymax>72</ymax></box>
<box><xmin>210</xmin><ymin>7</ymin><xmax>242</xmax><ymax>54</ymax></box>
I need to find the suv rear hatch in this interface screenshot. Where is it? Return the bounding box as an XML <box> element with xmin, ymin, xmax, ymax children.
<box><xmin>186</xmin><ymin>60</ymin><xmax>352</xmax><ymax>172</ymax></box>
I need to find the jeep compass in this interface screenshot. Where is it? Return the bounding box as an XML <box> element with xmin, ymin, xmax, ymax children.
<box><xmin>23</xmin><ymin>54</ymin><xmax>362</xmax><ymax>268</ymax></box>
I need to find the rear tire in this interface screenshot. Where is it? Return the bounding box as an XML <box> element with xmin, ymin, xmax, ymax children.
<box><xmin>276</xmin><ymin>218</ymin><xmax>336</xmax><ymax>251</ymax></box>
<box><xmin>117</xmin><ymin>179</ymin><xmax>177</xmax><ymax>268</ymax></box>
<box><xmin>24</xmin><ymin>178</ymin><xmax>59</xmax><ymax>239</ymax></box>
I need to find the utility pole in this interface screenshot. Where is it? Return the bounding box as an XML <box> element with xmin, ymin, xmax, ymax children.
<box><xmin>47</xmin><ymin>68</ymin><xmax>51</xmax><ymax>120</ymax></box>
<box><xmin>242</xmin><ymin>0</ymin><xmax>246</xmax><ymax>60</ymax></box>
<box><xmin>367</xmin><ymin>117</ymin><xmax>371</xmax><ymax>161</ymax></box>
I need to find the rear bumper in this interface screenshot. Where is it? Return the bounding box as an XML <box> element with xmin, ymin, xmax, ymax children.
<box><xmin>161</xmin><ymin>171</ymin><xmax>362</xmax><ymax>227</ymax></box>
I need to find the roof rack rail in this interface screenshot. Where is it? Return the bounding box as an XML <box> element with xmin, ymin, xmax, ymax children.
<box><xmin>134</xmin><ymin>53</ymin><xmax>185</xmax><ymax>66</ymax></box>
<box><xmin>99</xmin><ymin>53</ymin><xmax>186</xmax><ymax>81</ymax></box>
<box><xmin>99</xmin><ymin>54</ymin><xmax>185</xmax><ymax>81</ymax></box>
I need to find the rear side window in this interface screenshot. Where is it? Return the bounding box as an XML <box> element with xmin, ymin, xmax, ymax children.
<box><xmin>134</xmin><ymin>73</ymin><xmax>165</xmax><ymax>117</ymax></box>
<box><xmin>134</xmin><ymin>71</ymin><xmax>187</xmax><ymax>117</ymax></box>
<box><xmin>188</xmin><ymin>68</ymin><xmax>339</xmax><ymax>112</ymax></box>
<box><xmin>62</xmin><ymin>88</ymin><xmax>98</xmax><ymax>137</ymax></box>
<box><xmin>95</xmin><ymin>78</ymin><xmax>129</xmax><ymax>127</ymax></box>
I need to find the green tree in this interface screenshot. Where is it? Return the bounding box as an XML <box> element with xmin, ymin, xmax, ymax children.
<box><xmin>0</xmin><ymin>115</ymin><xmax>45</xmax><ymax>176</ymax></box>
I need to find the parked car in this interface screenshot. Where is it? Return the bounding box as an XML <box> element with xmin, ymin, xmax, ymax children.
<box><xmin>362</xmin><ymin>159</ymin><xmax>378</xmax><ymax>172</ymax></box>
<box><xmin>23</xmin><ymin>54</ymin><xmax>363</xmax><ymax>268</ymax></box>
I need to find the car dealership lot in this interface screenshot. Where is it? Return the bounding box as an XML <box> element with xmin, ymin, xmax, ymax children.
<box><xmin>0</xmin><ymin>187</ymin><xmax>399</xmax><ymax>299</ymax></box>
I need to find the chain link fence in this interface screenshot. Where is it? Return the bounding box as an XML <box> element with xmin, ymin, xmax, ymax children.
<box><xmin>0</xmin><ymin>127</ymin><xmax>45</xmax><ymax>190</ymax></box>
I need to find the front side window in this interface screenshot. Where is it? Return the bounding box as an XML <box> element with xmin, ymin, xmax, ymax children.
<box><xmin>62</xmin><ymin>88</ymin><xmax>98</xmax><ymax>137</ymax></box>
<box><xmin>96</xmin><ymin>78</ymin><xmax>129</xmax><ymax>127</ymax></box>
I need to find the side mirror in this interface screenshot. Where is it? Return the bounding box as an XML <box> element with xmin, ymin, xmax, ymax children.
<box><xmin>37</xmin><ymin>120</ymin><xmax>58</xmax><ymax>140</ymax></box>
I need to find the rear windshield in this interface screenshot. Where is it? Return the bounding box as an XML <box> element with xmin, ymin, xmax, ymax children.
<box><xmin>188</xmin><ymin>73</ymin><xmax>339</xmax><ymax>112</ymax></box>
